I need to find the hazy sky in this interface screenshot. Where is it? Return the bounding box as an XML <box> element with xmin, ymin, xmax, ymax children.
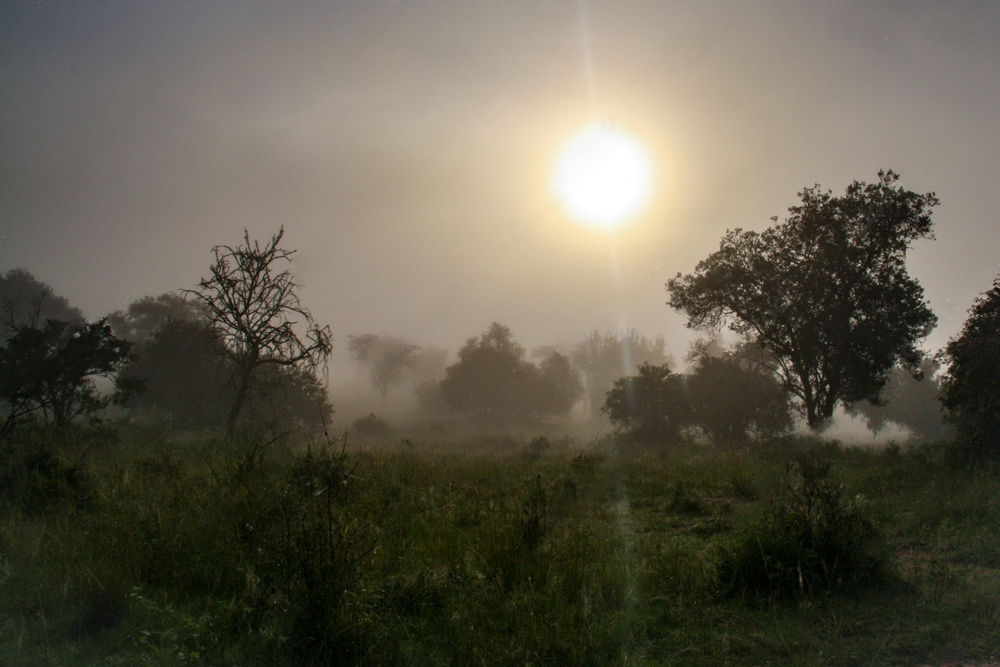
<box><xmin>3</xmin><ymin>0</ymin><xmax>999</xmax><ymax>365</ymax></box>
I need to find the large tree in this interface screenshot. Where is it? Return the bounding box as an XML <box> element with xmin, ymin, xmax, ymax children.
<box><xmin>440</xmin><ymin>322</ymin><xmax>581</xmax><ymax>431</ymax></box>
<box><xmin>667</xmin><ymin>170</ymin><xmax>938</xmax><ymax>428</ymax></box>
<box><xmin>939</xmin><ymin>277</ymin><xmax>1000</xmax><ymax>458</ymax></box>
<box><xmin>188</xmin><ymin>228</ymin><xmax>332</xmax><ymax>434</ymax></box>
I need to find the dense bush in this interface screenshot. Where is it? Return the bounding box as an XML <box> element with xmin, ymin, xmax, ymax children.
<box><xmin>603</xmin><ymin>362</ymin><xmax>688</xmax><ymax>445</ymax></box>
<box><xmin>717</xmin><ymin>457</ymin><xmax>891</xmax><ymax>598</ymax></box>
<box><xmin>685</xmin><ymin>348</ymin><xmax>793</xmax><ymax>446</ymax></box>
<box><xmin>350</xmin><ymin>412</ymin><xmax>394</xmax><ymax>440</ymax></box>
<box><xmin>439</xmin><ymin>322</ymin><xmax>583</xmax><ymax>431</ymax></box>
<box><xmin>0</xmin><ymin>426</ymin><xmax>90</xmax><ymax>515</ymax></box>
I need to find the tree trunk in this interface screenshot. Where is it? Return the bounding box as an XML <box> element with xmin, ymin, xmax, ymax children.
<box><xmin>226</xmin><ymin>364</ymin><xmax>254</xmax><ymax>435</ymax></box>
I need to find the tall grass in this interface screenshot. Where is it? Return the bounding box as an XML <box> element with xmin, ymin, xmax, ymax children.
<box><xmin>1</xmin><ymin>427</ymin><xmax>999</xmax><ymax>664</ymax></box>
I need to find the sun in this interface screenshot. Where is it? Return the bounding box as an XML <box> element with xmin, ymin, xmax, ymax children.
<box><xmin>553</xmin><ymin>123</ymin><xmax>653</xmax><ymax>229</ymax></box>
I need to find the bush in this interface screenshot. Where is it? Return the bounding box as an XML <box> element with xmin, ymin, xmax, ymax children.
<box><xmin>603</xmin><ymin>362</ymin><xmax>688</xmax><ymax>446</ymax></box>
<box><xmin>232</xmin><ymin>439</ymin><xmax>378</xmax><ymax>663</ymax></box>
<box><xmin>0</xmin><ymin>427</ymin><xmax>90</xmax><ymax>515</ymax></box>
<box><xmin>524</xmin><ymin>435</ymin><xmax>551</xmax><ymax>460</ymax></box>
<box><xmin>350</xmin><ymin>412</ymin><xmax>394</xmax><ymax>441</ymax></box>
<box><xmin>717</xmin><ymin>457</ymin><xmax>891</xmax><ymax>598</ymax></box>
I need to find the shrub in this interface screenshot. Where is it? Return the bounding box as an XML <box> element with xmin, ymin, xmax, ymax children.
<box><xmin>717</xmin><ymin>457</ymin><xmax>891</xmax><ymax>598</ymax></box>
<box><xmin>0</xmin><ymin>427</ymin><xmax>90</xmax><ymax>515</ymax></box>
<box><xmin>524</xmin><ymin>435</ymin><xmax>551</xmax><ymax>460</ymax></box>
<box><xmin>350</xmin><ymin>412</ymin><xmax>394</xmax><ymax>441</ymax></box>
<box><xmin>603</xmin><ymin>362</ymin><xmax>688</xmax><ymax>446</ymax></box>
<box><xmin>232</xmin><ymin>438</ymin><xmax>378</xmax><ymax>663</ymax></box>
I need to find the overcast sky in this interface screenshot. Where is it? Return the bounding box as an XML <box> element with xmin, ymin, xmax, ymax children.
<box><xmin>3</xmin><ymin>0</ymin><xmax>999</xmax><ymax>365</ymax></box>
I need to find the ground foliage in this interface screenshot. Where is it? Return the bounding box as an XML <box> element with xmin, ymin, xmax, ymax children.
<box><xmin>2</xmin><ymin>426</ymin><xmax>999</xmax><ymax>665</ymax></box>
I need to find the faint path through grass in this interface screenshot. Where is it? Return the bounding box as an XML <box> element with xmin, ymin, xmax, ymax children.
<box><xmin>611</xmin><ymin>490</ymin><xmax>642</xmax><ymax>661</ymax></box>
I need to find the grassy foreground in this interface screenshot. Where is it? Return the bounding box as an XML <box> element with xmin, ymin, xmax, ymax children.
<box><xmin>2</xmin><ymin>428</ymin><xmax>999</xmax><ymax>665</ymax></box>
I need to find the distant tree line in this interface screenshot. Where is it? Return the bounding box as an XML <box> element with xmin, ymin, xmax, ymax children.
<box><xmin>3</xmin><ymin>172</ymin><xmax>999</xmax><ymax>460</ymax></box>
<box><xmin>601</xmin><ymin>339</ymin><xmax>794</xmax><ymax>447</ymax></box>
<box><xmin>0</xmin><ymin>228</ymin><xmax>335</xmax><ymax>438</ymax></box>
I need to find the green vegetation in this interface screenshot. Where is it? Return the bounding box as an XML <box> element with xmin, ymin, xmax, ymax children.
<box><xmin>3</xmin><ymin>426</ymin><xmax>999</xmax><ymax>665</ymax></box>
<box><xmin>667</xmin><ymin>170</ymin><xmax>938</xmax><ymax>428</ymax></box>
<box><xmin>939</xmin><ymin>276</ymin><xmax>1000</xmax><ymax>460</ymax></box>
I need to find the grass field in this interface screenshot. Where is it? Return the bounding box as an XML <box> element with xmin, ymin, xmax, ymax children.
<box><xmin>2</xmin><ymin>427</ymin><xmax>999</xmax><ymax>665</ymax></box>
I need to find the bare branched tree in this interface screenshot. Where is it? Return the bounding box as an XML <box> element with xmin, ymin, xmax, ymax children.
<box><xmin>188</xmin><ymin>228</ymin><xmax>332</xmax><ymax>434</ymax></box>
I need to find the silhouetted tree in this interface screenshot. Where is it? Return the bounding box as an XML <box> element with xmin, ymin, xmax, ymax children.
<box><xmin>113</xmin><ymin>291</ymin><xmax>332</xmax><ymax>433</ymax></box>
<box><xmin>571</xmin><ymin>329</ymin><xmax>670</xmax><ymax>417</ymax></box>
<box><xmin>0</xmin><ymin>319</ymin><xmax>138</xmax><ymax>429</ymax></box>
<box><xmin>121</xmin><ymin>317</ymin><xmax>229</xmax><ymax>429</ymax></box>
<box><xmin>106</xmin><ymin>292</ymin><xmax>207</xmax><ymax>345</ymax></box>
<box><xmin>440</xmin><ymin>323</ymin><xmax>581</xmax><ymax>431</ymax></box>
<box><xmin>411</xmin><ymin>347</ymin><xmax>451</xmax><ymax>418</ymax></box>
<box><xmin>667</xmin><ymin>170</ymin><xmax>938</xmax><ymax>428</ymax></box>
<box><xmin>188</xmin><ymin>228</ymin><xmax>332</xmax><ymax>434</ymax></box>
<box><xmin>347</xmin><ymin>334</ymin><xmax>420</xmax><ymax>402</ymax></box>
<box><xmin>602</xmin><ymin>362</ymin><xmax>688</xmax><ymax>445</ymax></box>
<box><xmin>247</xmin><ymin>364</ymin><xmax>334</xmax><ymax>433</ymax></box>
<box><xmin>845</xmin><ymin>358</ymin><xmax>948</xmax><ymax>441</ymax></box>
<box><xmin>0</xmin><ymin>269</ymin><xmax>83</xmax><ymax>340</ymax></box>
<box><xmin>939</xmin><ymin>277</ymin><xmax>1000</xmax><ymax>458</ymax></box>
<box><xmin>686</xmin><ymin>341</ymin><xmax>793</xmax><ymax>446</ymax></box>
<box><xmin>534</xmin><ymin>351</ymin><xmax>584</xmax><ymax>418</ymax></box>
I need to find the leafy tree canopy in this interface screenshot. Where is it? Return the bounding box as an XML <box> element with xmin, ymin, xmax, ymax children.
<box><xmin>440</xmin><ymin>323</ymin><xmax>582</xmax><ymax>431</ymax></box>
<box><xmin>939</xmin><ymin>277</ymin><xmax>1000</xmax><ymax>458</ymax></box>
<box><xmin>0</xmin><ymin>269</ymin><xmax>83</xmax><ymax>340</ymax></box>
<box><xmin>603</xmin><ymin>362</ymin><xmax>688</xmax><ymax>445</ymax></box>
<box><xmin>667</xmin><ymin>170</ymin><xmax>938</xmax><ymax>428</ymax></box>
<box><xmin>106</xmin><ymin>292</ymin><xmax>207</xmax><ymax>344</ymax></box>
<box><xmin>0</xmin><ymin>319</ymin><xmax>138</xmax><ymax>431</ymax></box>
<box><xmin>120</xmin><ymin>317</ymin><xmax>228</xmax><ymax>430</ymax></box>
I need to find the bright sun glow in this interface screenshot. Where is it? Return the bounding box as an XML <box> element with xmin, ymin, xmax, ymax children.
<box><xmin>553</xmin><ymin>124</ymin><xmax>653</xmax><ymax>229</ymax></box>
